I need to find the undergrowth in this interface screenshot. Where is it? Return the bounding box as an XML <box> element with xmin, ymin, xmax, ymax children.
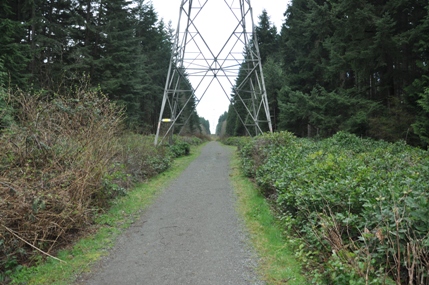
<box><xmin>231</xmin><ymin>131</ymin><xmax>429</xmax><ymax>285</ymax></box>
<box><xmin>0</xmin><ymin>87</ymin><xmax>202</xmax><ymax>283</ymax></box>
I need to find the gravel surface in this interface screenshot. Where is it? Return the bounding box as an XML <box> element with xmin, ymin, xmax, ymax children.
<box><xmin>78</xmin><ymin>141</ymin><xmax>264</xmax><ymax>285</ymax></box>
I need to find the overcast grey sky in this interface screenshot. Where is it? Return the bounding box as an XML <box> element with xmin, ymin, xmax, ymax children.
<box><xmin>149</xmin><ymin>0</ymin><xmax>290</xmax><ymax>134</ymax></box>
<box><xmin>150</xmin><ymin>1</ymin><xmax>288</xmax><ymax>31</ymax></box>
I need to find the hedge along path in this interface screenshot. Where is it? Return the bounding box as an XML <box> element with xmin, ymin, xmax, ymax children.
<box><xmin>78</xmin><ymin>141</ymin><xmax>264</xmax><ymax>285</ymax></box>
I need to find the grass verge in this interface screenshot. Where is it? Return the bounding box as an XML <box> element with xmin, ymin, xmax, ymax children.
<box><xmin>9</xmin><ymin>144</ymin><xmax>206</xmax><ymax>285</ymax></box>
<box><xmin>229</xmin><ymin>146</ymin><xmax>307</xmax><ymax>285</ymax></box>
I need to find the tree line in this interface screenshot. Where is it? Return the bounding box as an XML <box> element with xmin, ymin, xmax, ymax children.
<box><xmin>219</xmin><ymin>0</ymin><xmax>429</xmax><ymax>147</ymax></box>
<box><xmin>0</xmin><ymin>0</ymin><xmax>208</xmax><ymax>134</ymax></box>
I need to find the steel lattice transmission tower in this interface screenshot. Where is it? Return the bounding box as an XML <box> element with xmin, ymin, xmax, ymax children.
<box><xmin>154</xmin><ymin>0</ymin><xmax>273</xmax><ymax>145</ymax></box>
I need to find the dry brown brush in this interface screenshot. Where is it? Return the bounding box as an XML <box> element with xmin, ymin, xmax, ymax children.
<box><xmin>0</xmin><ymin>88</ymin><xmax>123</xmax><ymax>269</ymax></box>
<box><xmin>0</xmin><ymin>87</ymin><xmax>171</xmax><ymax>277</ymax></box>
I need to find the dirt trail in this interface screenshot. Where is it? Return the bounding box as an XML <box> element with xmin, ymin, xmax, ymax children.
<box><xmin>78</xmin><ymin>141</ymin><xmax>263</xmax><ymax>285</ymax></box>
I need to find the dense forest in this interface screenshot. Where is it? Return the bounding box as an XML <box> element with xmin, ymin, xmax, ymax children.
<box><xmin>220</xmin><ymin>0</ymin><xmax>429</xmax><ymax>147</ymax></box>
<box><xmin>0</xmin><ymin>0</ymin><xmax>208</xmax><ymax>134</ymax></box>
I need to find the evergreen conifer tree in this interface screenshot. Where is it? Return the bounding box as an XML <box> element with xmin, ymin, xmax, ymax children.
<box><xmin>0</xmin><ymin>0</ymin><xmax>31</xmax><ymax>88</ymax></box>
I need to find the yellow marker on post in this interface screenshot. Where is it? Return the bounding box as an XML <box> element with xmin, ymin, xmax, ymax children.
<box><xmin>161</xmin><ymin>118</ymin><xmax>171</xmax><ymax>123</ymax></box>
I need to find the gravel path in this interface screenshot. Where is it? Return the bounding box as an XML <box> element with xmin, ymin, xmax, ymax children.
<box><xmin>79</xmin><ymin>141</ymin><xmax>263</xmax><ymax>285</ymax></box>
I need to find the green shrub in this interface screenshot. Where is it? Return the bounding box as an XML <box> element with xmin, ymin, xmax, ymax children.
<box><xmin>169</xmin><ymin>141</ymin><xmax>190</xmax><ymax>158</ymax></box>
<box><xmin>178</xmin><ymin>135</ymin><xmax>204</xmax><ymax>146</ymax></box>
<box><xmin>221</xmin><ymin>136</ymin><xmax>252</xmax><ymax>147</ymax></box>
<box><xmin>237</xmin><ymin>131</ymin><xmax>429</xmax><ymax>284</ymax></box>
<box><xmin>165</xmin><ymin>135</ymin><xmax>207</xmax><ymax>158</ymax></box>
<box><xmin>119</xmin><ymin>134</ymin><xmax>172</xmax><ymax>181</ymax></box>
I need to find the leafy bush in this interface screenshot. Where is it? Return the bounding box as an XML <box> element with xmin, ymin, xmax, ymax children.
<box><xmin>179</xmin><ymin>135</ymin><xmax>204</xmax><ymax>146</ymax></box>
<box><xmin>168</xmin><ymin>140</ymin><xmax>190</xmax><ymax>158</ymax></box>
<box><xmin>167</xmin><ymin>134</ymin><xmax>207</xmax><ymax>158</ymax></box>
<box><xmin>221</xmin><ymin>136</ymin><xmax>251</xmax><ymax>147</ymax></box>
<box><xmin>238</xmin><ymin>131</ymin><xmax>429</xmax><ymax>284</ymax></box>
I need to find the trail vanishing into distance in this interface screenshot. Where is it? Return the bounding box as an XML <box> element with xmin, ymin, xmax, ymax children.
<box><xmin>77</xmin><ymin>141</ymin><xmax>263</xmax><ymax>285</ymax></box>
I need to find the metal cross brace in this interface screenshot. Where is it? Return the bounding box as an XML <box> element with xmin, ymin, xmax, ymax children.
<box><xmin>154</xmin><ymin>0</ymin><xmax>273</xmax><ymax>145</ymax></box>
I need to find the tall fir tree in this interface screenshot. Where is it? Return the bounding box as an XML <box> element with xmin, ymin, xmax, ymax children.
<box><xmin>135</xmin><ymin>2</ymin><xmax>173</xmax><ymax>133</ymax></box>
<box><xmin>256</xmin><ymin>10</ymin><xmax>281</xmax><ymax>131</ymax></box>
<box><xmin>255</xmin><ymin>10</ymin><xmax>279</xmax><ymax>63</ymax></box>
<box><xmin>215</xmin><ymin>111</ymin><xmax>228</xmax><ymax>136</ymax></box>
<box><xmin>0</xmin><ymin>0</ymin><xmax>31</xmax><ymax>88</ymax></box>
<box><xmin>263</xmin><ymin>58</ymin><xmax>283</xmax><ymax>131</ymax></box>
<box><xmin>199</xmin><ymin>117</ymin><xmax>210</xmax><ymax>135</ymax></box>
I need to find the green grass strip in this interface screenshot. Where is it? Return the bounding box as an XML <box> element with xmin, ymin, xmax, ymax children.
<box><xmin>10</xmin><ymin>144</ymin><xmax>206</xmax><ymax>285</ymax></box>
<box><xmin>229</xmin><ymin>147</ymin><xmax>307</xmax><ymax>285</ymax></box>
